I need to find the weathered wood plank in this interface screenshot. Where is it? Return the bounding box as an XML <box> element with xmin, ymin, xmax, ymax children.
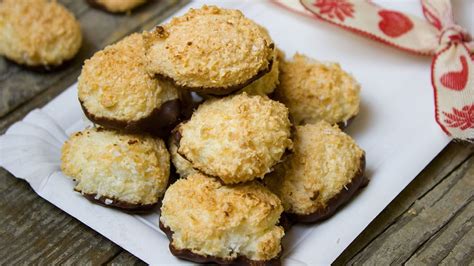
<box><xmin>0</xmin><ymin>169</ymin><xmax>121</xmax><ymax>265</ymax></box>
<box><xmin>107</xmin><ymin>250</ymin><xmax>146</xmax><ymax>266</ymax></box>
<box><xmin>347</xmin><ymin>155</ymin><xmax>474</xmax><ymax>265</ymax></box>
<box><xmin>334</xmin><ymin>142</ymin><xmax>474</xmax><ymax>264</ymax></box>
<box><xmin>0</xmin><ymin>0</ymin><xmax>187</xmax><ymax>119</ymax></box>
<box><xmin>406</xmin><ymin>201</ymin><xmax>473</xmax><ymax>265</ymax></box>
<box><xmin>440</xmin><ymin>221</ymin><xmax>474</xmax><ymax>265</ymax></box>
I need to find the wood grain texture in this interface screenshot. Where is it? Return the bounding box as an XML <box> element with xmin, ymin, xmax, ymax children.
<box><xmin>406</xmin><ymin>201</ymin><xmax>473</xmax><ymax>265</ymax></box>
<box><xmin>0</xmin><ymin>169</ymin><xmax>121</xmax><ymax>265</ymax></box>
<box><xmin>344</xmin><ymin>153</ymin><xmax>474</xmax><ymax>265</ymax></box>
<box><xmin>334</xmin><ymin>142</ymin><xmax>474</xmax><ymax>265</ymax></box>
<box><xmin>107</xmin><ymin>251</ymin><xmax>147</xmax><ymax>266</ymax></box>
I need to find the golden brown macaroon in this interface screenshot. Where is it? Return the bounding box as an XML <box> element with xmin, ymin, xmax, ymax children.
<box><xmin>0</xmin><ymin>0</ymin><xmax>82</xmax><ymax>69</ymax></box>
<box><xmin>87</xmin><ymin>0</ymin><xmax>146</xmax><ymax>13</ymax></box>
<box><xmin>175</xmin><ymin>93</ymin><xmax>292</xmax><ymax>184</ymax></box>
<box><xmin>78</xmin><ymin>33</ymin><xmax>181</xmax><ymax>136</ymax></box>
<box><xmin>265</xmin><ymin>121</ymin><xmax>367</xmax><ymax>223</ymax></box>
<box><xmin>160</xmin><ymin>174</ymin><xmax>284</xmax><ymax>264</ymax></box>
<box><xmin>61</xmin><ymin>127</ymin><xmax>170</xmax><ymax>212</ymax></box>
<box><xmin>143</xmin><ymin>5</ymin><xmax>274</xmax><ymax>95</ymax></box>
<box><xmin>275</xmin><ymin>53</ymin><xmax>360</xmax><ymax>126</ymax></box>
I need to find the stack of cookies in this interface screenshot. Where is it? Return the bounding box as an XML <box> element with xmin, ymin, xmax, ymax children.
<box><xmin>61</xmin><ymin>5</ymin><xmax>367</xmax><ymax>265</ymax></box>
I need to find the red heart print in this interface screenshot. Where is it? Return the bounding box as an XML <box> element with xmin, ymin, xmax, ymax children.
<box><xmin>378</xmin><ymin>10</ymin><xmax>413</xmax><ymax>38</ymax></box>
<box><xmin>440</xmin><ymin>56</ymin><xmax>469</xmax><ymax>91</ymax></box>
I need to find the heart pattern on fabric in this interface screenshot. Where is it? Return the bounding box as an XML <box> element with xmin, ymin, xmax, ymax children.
<box><xmin>440</xmin><ymin>55</ymin><xmax>469</xmax><ymax>91</ymax></box>
<box><xmin>378</xmin><ymin>10</ymin><xmax>413</xmax><ymax>38</ymax></box>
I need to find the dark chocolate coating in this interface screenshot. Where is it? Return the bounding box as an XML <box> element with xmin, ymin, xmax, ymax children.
<box><xmin>80</xmin><ymin>98</ymin><xmax>181</xmax><ymax>137</ymax></box>
<box><xmin>80</xmin><ymin>192</ymin><xmax>157</xmax><ymax>213</ymax></box>
<box><xmin>155</xmin><ymin>56</ymin><xmax>274</xmax><ymax>97</ymax></box>
<box><xmin>336</xmin><ymin>116</ymin><xmax>356</xmax><ymax>130</ymax></box>
<box><xmin>171</xmin><ymin>127</ymin><xmax>182</xmax><ymax>144</ymax></box>
<box><xmin>286</xmin><ymin>155</ymin><xmax>368</xmax><ymax>223</ymax></box>
<box><xmin>159</xmin><ymin>221</ymin><xmax>282</xmax><ymax>265</ymax></box>
<box><xmin>178</xmin><ymin>91</ymin><xmax>204</xmax><ymax>121</ymax></box>
<box><xmin>277</xmin><ymin>213</ymin><xmax>295</xmax><ymax>232</ymax></box>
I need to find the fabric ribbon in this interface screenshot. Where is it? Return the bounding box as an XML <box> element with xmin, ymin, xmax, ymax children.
<box><xmin>273</xmin><ymin>0</ymin><xmax>474</xmax><ymax>141</ymax></box>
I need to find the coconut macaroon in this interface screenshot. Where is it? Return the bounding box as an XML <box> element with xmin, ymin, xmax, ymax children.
<box><xmin>87</xmin><ymin>0</ymin><xmax>147</xmax><ymax>13</ymax></box>
<box><xmin>275</xmin><ymin>53</ymin><xmax>360</xmax><ymax>126</ymax></box>
<box><xmin>143</xmin><ymin>5</ymin><xmax>274</xmax><ymax>96</ymax></box>
<box><xmin>265</xmin><ymin>121</ymin><xmax>366</xmax><ymax>223</ymax></box>
<box><xmin>78</xmin><ymin>33</ymin><xmax>181</xmax><ymax>136</ymax></box>
<box><xmin>169</xmin><ymin>132</ymin><xmax>198</xmax><ymax>178</ymax></box>
<box><xmin>61</xmin><ymin>127</ymin><xmax>170</xmax><ymax>212</ymax></box>
<box><xmin>160</xmin><ymin>174</ymin><xmax>284</xmax><ymax>264</ymax></box>
<box><xmin>0</xmin><ymin>0</ymin><xmax>82</xmax><ymax>69</ymax></box>
<box><xmin>175</xmin><ymin>93</ymin><xmax>292</xmax><ymax>184</ymax></box>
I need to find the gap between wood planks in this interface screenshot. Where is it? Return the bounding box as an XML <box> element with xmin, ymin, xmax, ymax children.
<box><xmin>334</xmin><ymin>142</ymin><xmax>473</xmax><ymax>265</ymax></box>
<box><xmin>343</xmin><ymin>153</ymin><xmax>473</xmax><ymax>264</ymax></box>
<box><xmin>403</xmin><ymin>198</ymin><xmax>473</xmax><ymax>264</ymax></box>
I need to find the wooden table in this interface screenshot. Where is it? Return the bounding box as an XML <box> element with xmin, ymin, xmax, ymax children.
<box><xmin>0</xmin><ymin>1</ymin><xmax>472</xmax><ymax>264</ymax></box>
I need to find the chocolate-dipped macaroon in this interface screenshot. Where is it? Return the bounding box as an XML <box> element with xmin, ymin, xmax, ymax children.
<box><xmin>61</xmin><ymin>127</ymin><xmax>170</xmax><ymax>212</ymax></box>
<box><xmin>275</xmin><ymin>53</ymin><xmax>360</xmax><ymax>127</ymax></box>
<box><xmin>265</xmin><ymin>121</ymin><xmax>367</xmax><ymax>223</ymax></box>
<box><xmin>175</xmin><ymin>93</ymin><xmax>292</xmax><ymax>184</ymax></box>
<box><xmin>87</xmin><ymin>0</ymin><xmax>146</xmax><ymax>13</ymax></box>
<box><xmin>78</xmin><ymin>33</ymin><xmax>181</xmax><ymax>136</ymax></box>
<box><xmin>160</xmin><ymin>173</ymin><xmax>284</xmax><ymax>265</ymax></box>
<box><xmin>0</xmin><ymin>0</ymin><xmax>82</xmax><ymax>69</ymax></box>
<box><xmin>143</xmin><ymin>5</ymin><xmax>274</xmax><ymax>96</ymax></box>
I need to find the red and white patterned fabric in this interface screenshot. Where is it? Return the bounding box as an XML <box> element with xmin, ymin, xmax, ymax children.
<box><xmin>273</xmin><ymin>0</ymin><xmax>474</xmax><ymax>141</ymax></box>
